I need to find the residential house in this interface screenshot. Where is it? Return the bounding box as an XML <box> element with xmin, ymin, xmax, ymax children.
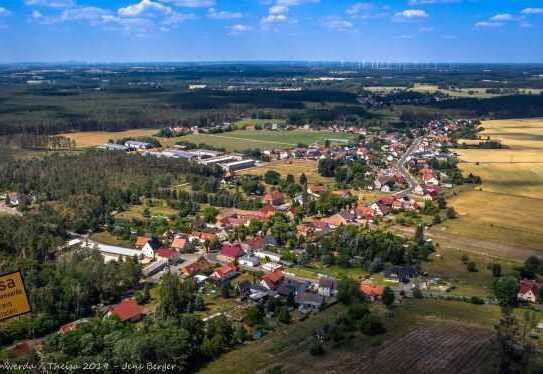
<box><xmin>210</xmin><ymin>263</ymin><xmax>238</xmax><ymax>282</ymax></box>
<box><xmin>355</xmin><ymin>206</ymin><xmax>375</xmax><ymax>221</ymax></box>
<box><xmin>260</xmin><ymin>271</ymin><xmax>285</xmax><ymax>290</ymax></box>
<box><xmin>518</xmin><ymin>279</ymin><xmax>542</xmax><ymax>303</ymax></box>
<box><xmin>254</xmin><ymin>250</ymin><xmax>282</xmax><ymax>263</ymax></box>
<box><xmin>320</xmin><ymin>210</ymin><xmax>355</xmax><ymax>228</ymax></box>
<box><xmin>262</xmin><ymin>262</ymin><xmax>283</xmax><ymax>272</ymax></box>
<box><xmin>295</xmin><ymin>291</ymin><xmax>324</xmax><ymax>312</ymax></box>
<box><xmin>141</xmin><ymin>238</ymin><xmax>161</xmax><ymax>259</ymax></box>
<box><xmin>181</xmin><ymin>258</ymin><xmax>211</xmax><ymax>278</ymax></box>
<box><xmin>155</xmin><ymin>248</ymin><xmax>180</xmax><ymax>264</ymax></box>
<box><xmin>239</xmin><ymin>254</ymin><xmax>260</xmax><ymax>268</ymax></box>
<box><xmin>263</xmin><ymin>191</ymin><xmax>285</xmax><ymax>206</ymax></box>
<box><xmin>317</xmin><ymin>277</ymin><xmax>337</xmax><ymax>297</ymax></box>
<box><xmin>135</xmin><ymin>236</ymin><xmax>152</xmax><ymax>249</ymax></box>
<box><xmin>171</xmin><ymin>236</ymin><xmax>190</xmax><ymax>252</ymax></box>
<box><xmin>384</xmin><ymin>266</ymin><xmax>418</xmax><ymax>283</ymax></box>
<box><xmin>360</xmin><ymin>284</ymin><xmax>385</xmax><ymax>301</ymax></box>
<box><xmin>107</xmin><ymin>299</ymin><xmax>143</xmax><ymax>322</ymax></box>
<box><xmin>217</xmin><ymin>243</ymin><xmax>244</xmax><ymax>263</ymax></box>
<box><xmin>307</xmin><ymin>184</ymin><xmax>326</xmax><ymax>198</ymax></box>
<box><xmin>296</xmin><ymin>223</ymin><xmax>315</xmax><ymax>237</ymax></box>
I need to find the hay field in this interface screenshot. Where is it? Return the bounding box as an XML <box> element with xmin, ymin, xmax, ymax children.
<box><xmin>240</xmin><ymin>160</ymin><xmax>334</xmax><ymax>186</ymax></box>
<box><xmin>444</xmin><ymin>118</ymin><xmax>543</xmax><ymax>253</ymax></box>
<box><xmin>64</xmin><ymin>129</ymin><xmax>159</xmax><ymax>148</ymax></box>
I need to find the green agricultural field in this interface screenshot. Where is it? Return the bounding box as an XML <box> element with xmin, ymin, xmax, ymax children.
<box><xmin>179</xmin><ymin>129</ymin><xmax>355</xmax><ymax>152</ymax></box>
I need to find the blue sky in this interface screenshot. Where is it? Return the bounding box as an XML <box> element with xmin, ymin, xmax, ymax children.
<box><xmin>0</xmin><ymin>0</ymin><xmax>542</xmax><ymax>63</ymax></box>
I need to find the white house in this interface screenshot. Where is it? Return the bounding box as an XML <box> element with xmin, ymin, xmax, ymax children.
<box><xmin>239</xmin><ymin>255</ymin><xmax>260</xmax><ymax>268</ymax></box>
<box><xmin>254</xmin><ymin>250</ymin><xmax>282</xmax><ymax>263</ymax></box>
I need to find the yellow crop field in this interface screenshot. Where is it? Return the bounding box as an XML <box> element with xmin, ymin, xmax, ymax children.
<box><xmin>64</xmin><ymin>129</ymin><xmax>159</xmax><ymax>148</ymax></box>
<box><xmin>443</xmin><ymin>118</ymin><xmax>543</xmax><ymax>255</ymax></box>
<box><xmin>240</xmin><ymin>160</ymin><xmax>333</xmax><ymax>186</ymax></box>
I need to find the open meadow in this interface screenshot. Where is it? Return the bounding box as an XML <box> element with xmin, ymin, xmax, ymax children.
<box><xmin>434</xmin><ymin>118</ymin><xmax>543</xmax><ymax>257</ymax></box>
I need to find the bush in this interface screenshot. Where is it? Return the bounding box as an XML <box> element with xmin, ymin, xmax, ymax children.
<box><xmin>359</xmin><ymin>315</ymin><xmax>386</xmax><ymax>336</ymax></box>
<box><xmin>309</xmin><ymin>342</ymin><xmax>325</xmax><ymax>356</ymax></box>
<box><xmin>470</xmin><ymin>296</ymin><xmax>485</xmax><ymax>305</ymax></box>
<box><xmin>412</xmin><ymin>288</ymin><xmax>424</xmax><ymax>299</ymax></box>
<box><xmin>467</xmin><ymin>262</ymin><xmax>478</xmax><ymax>272</ymax></box>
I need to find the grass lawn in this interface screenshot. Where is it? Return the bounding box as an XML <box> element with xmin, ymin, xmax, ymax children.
<box><xmin>422</xmin><ymin>249</ymin><xmax>519</xmax><ymax>297</ymax></box>
<box><xmin>89</xmin><ymin>231</ymin><xmax>133</xmax><ymax>247</ymax></box>
<box><xmin>114</xmin><ymin>201</ymin><xmax>178</xmax><ymax>221</ymax></box>
<box><xmin>240</xmin><ymin>159</ymin><xmax>334</xmax><ymax>186</ymax></box>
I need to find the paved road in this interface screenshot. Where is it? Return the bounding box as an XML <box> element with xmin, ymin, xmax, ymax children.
<box><xmin>394</xmin><ymin>137</ymin><xmax>422</xmax><ymax>196</ymax></box>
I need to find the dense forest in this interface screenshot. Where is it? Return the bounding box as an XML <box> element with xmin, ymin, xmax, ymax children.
<box><xmin>0</xmin><ymin>151</ymin><xmax>222</xmax><ymax>232</ymax></box>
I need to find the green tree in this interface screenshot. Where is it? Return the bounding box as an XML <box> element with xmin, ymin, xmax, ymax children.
<box><xmin>277</xmin><ymin>307</ymin><xmax>291</xmax><ymax>324</ymax></box>
<box><xmin>494</xmin><ymin>276</ymin><xmax>519</xmax><ymax>308</ymax></box>
<box><xmin>414</xmin><ymin>224</ymin><xmax>424</xmax><ymax>245</ymax></box>
<box><xmin>382</xmin><ymin>286</ymin><xmax>395</xmax><ymax>308</ymax></box>
<box><xmin>202</xmin><ymin>206</ymin><xmax>220</xmax><ymax>223</ymax></box>
<box><xmin>337</xmin><ymin>278</ymin><xmax>362</xmax><ymax>305</ymax></box>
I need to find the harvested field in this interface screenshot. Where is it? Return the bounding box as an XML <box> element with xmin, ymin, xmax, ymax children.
<box><xmin>347</xmin><ymin>324</ymin><xmax>496</xmax><ymax>374</ymax></box>
<box><xmin>240</xmin><ymin>159</ymin><xmax>333</xmax><ymax>186</ymax></box>
<box><xmin>446</xmin><ymin>118</ymin><xmax>543</xmax><ymax>255</ymax></box>
<box><xmin>63</xmin><ymin>129</ymin><xmax>159</xmax><ymax>148</ymax></box>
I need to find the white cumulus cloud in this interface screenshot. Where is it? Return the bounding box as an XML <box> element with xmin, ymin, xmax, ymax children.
<box><xmin>324</xmin><ymin>19</ymin><xmax>353</xmax><ymax>31</ymax></box>
<box><xmin>207</xmin><ymin>8</ymin><xmax>242</xmax><ymax>20</ymax></box>
<box><xmin>475</xmin><ymin>21</ymin><xmax>503</xmax><ymax>28</ymax></box>
<box><xmin>119</xmin><ymin>0</ymin><xmax>172</xmax><ymax>17</ymax></box>
<box><xmin>395</xmin><ymin>9</ymin><xmax>428</xmax><ymax>19</ymax></box>
<box><xmin>24</xmin><ymin>0</ymin><xmax>75</xmax><ymax>8</ymax></box>
<box><xmin>521</xmin><ymin>8</ymin><xmax>543</xmax><ymax>15</ymax></box>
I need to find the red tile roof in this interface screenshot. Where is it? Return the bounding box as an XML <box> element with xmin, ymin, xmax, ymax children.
<box><xmin>156</xmin><ymin>248</ymin><xmax>176</xmax><ymax>258</ymax></box>
<box><xmin>109</xmin><ymin>299</ymin><xmax>142</xmax><ymax>322</ymax></box>
<box><xmin>171</xmin><ymin>237</ymin><xmax>187</xmax><ymax>250</ymax></box>
<box><xmin>261</xmin><ymin>271</ymin><xmax>284</xmax><ymax>289</ymax></box>
<box><xmin>212</xmin><ymin>263</ymin><xmax>237</xmax><ymax>279</ymax></box>
<box><xmin>135</xmin><ymin>236</ymin><xmax>150</xmax><ymax>248</ymax></box>
<box><xmin>360</xmin><ymin>284</ymin><xmax>385</xmax><ymax>297</ymax></box>
<box><xmin>220</xmin><ymin>243</ymin><xmax>243</xmax><ymax>258</ymax></box>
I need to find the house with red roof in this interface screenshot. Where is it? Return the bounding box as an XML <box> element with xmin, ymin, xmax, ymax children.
<box><xmin>263</xmin><ymin>191</ymin><xmax>285</xmax><ymax>206</ymax></box>
<box><xmin>518</xmin><ymin>279</ymin><xmax>542</xmax><ymax>303</ymax></box>
<box><xmin>307</xmin><ymin>184</ymin><xmax>326</xmax><ymax>197</ymax></box>
<box><xmin>260</xmin><ymin>271</ymin><xmax>285</xmax><ymax>290</ymax></box>
<box><xmin>135</xmin><ymin>236</ymin><xmax>151</xmax><ymax>249</ymax></box>
<box><xmin>355</xmin><ymin>206</ymin><xmax>375</xmax><ymax>221</ymax></box>
<box><xmin>107</xmin><ymin>299</ymin><xmax>143</xmax><ymax>322</ymax></box>
<box><xmin>259</xmin><ymin>204</ymin><xmax>277</xmax><ymax>218</ymax></box>
<box><xmin>217</xmin><ymin>243</ymin><xmax>244</xmax><ymax>263</ymax></box>
<box><xmin>155</xmin><ymin>248</ymin><xmax>180</xmax><ymax>263</ymax></box>
<box><xmin>171</xmin><ymin>236</ymin><xmax>190</xmax><ymax>252</ymax></box>
<box><xmin>360</xmin><ymin>284</ymin><xmax>385</xmax><ymax>301</ymax></box>
<box><xmin>210</xmin><ymin>263</ymin><xmax>238</xmax><ymax>282</ymax></box>
<box><xmin>181</xmin><ymin>258</ymin><xmax>212</xmax><ymax>278</ymax></box>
